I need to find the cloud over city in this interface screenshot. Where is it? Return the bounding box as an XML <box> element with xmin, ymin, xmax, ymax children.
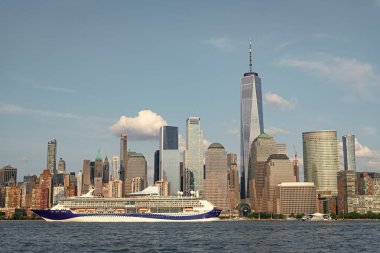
<box><xmin>264</xmin><ymin>92</ymin><xmax>296</xmax><ymax>110</ymax></box>
<box><xmin>265</xmin><ymin>127</ymin><xmax>290</xmax><ymax>136</ymax></box>
<box><xmin>279</xmin><ymin>53</ymin><xmax>380</xmax><ymax>102</ymax></box>
<box><xmin>110</xmin><ymin>110</ymin><xmax>167</xmax><ymax>140</ymax></box>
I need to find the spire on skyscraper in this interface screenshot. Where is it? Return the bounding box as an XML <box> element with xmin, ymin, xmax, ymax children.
<box><xmin>249</xmin><ymin>39</ymin><xmax>252</xmax><ymax>73</ymax></box>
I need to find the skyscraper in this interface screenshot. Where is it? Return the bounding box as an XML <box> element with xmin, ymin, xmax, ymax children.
<box><xmin>57</xmin><ymin>158</ymin><xmax>66</xmax><ymax>174</ymax></box>
<box><xmin>303</xmin><ymin>130</ymin><xmax>339</xmax><ymax>196</ymax></box>
<box><xmin>111</xmin><ymin>155</ymin><xmax>120</xmax><ymax>181</ymax></box>
<box><xmin>120</xmin><ymin>133</ymin><xmax>128</xmax><ymax>196</ymax></box>
<box><xmin>160</xmin><ymin>126</ymin><xmax>180</xmax><ymax>195</ymax></box>
<box><xmin>204</xmin><ymin>143</ymin><xmax>229</xmax><ymax>211</ymax></box>
<box><xmin>47</xmin><ymin>139</ymin><xmax>57</xmax><ymax>175</ymax></box>
<box><xmin>240</xmin><ymin>41</ymin><xmax>264</xmax><ymax>199</ymax></box>
<box><xmin>342</xmin><ymin>134</ymin><xmax>356</xmax><ymax>173</ymax></box>
<box><xmin>183</xmin><ymin>117</ymin><xmax>204</xmax><ymax>196</ymax></box>
<box><xmin>154</xmin><ymin>150</ymin><xmax>160</xmax><ymax>184</ymax></box>
<box><xmin>249</xmin><ymin>133</ymin><xmax>277</xmax><ymax>212</ymax></box>
<box><xmin>82</xmin><ymin>160</ymin><xmax>91</xmax><ymax>193</ymax></box>
<box><xmin>94</xmin><ymin>150</ymin><xmax>103</xmax><ymax>196</ymax></box>
<box><xmin>103</xmin><ymin>156</ymin><xmax>110</xmax><ymax>183</ymax></box>
<box><xmin>125</xmin><ymin>152</ymin><xmax>147</xmax><ymax>195</ymax></box>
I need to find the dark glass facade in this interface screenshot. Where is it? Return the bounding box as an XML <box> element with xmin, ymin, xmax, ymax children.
<box><xmin>162</xmin><ymin>126</ymin><xmax>178</xmax><ymax>150</ymax></box>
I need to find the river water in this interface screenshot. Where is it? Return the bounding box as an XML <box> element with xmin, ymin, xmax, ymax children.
<box><xmin>1</xmin><ymin>220</ymin><xmax>379</xmax><ymax>252</ymax></box>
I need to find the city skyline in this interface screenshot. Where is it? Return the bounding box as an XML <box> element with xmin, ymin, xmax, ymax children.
<box><xmin>1</xmin><ymin>1</ymin><xmax>380</xmax><ymax>183</ymax></box>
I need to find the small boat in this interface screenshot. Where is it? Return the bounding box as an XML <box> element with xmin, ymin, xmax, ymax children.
<box><xmin>301</xmin><ymin>213</ymin><xmax>331</xmax><ymax>221</ymax></box>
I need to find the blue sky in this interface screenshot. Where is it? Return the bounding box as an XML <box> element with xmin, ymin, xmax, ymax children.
<box><xmin>1</xmin><ymin>0</ymin><xmax>380</xmax><ymax>183</ymax></box>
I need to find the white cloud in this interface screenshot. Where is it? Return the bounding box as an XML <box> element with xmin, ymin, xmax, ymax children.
<box><xmin>203</xmin><ymin>138</ymin><xmax>212</xmax><ymax>152</ymax></box>
<box><xmin>279</xmin><ymin>54</ymin><xmax>380</xmax><ymax>102</ymax></box>
<box><xmin>178</xmin><ymin>134</ymin><xmax>186</xmax><ymax>153</ymax></box>
<box><xmin>355</xmin><ymin>139</ymin><xmax>380</xmax><ymax>158</ymax></box>
<box><xmin>264</xmin><ymin>92</ymin><xmax>296</xmax><ymax>110</ymax></box>
<box><xmin>203</xmin><ymin>37</ymin><xmax>236</xmax><ymax>52</ymax></box>
<box><xmin>265</xmin><ymin>127</ymin><xmax>290</xmax><ymax>136</ymax></box>
<box><xmin>110</xmin><ymin>110</ymin><xmax>167</xmax><ymax>140</ymax></box>
<box><xmin>18</xmin><ymin>156</ymin><xmax>29</xmax><ymax>163</ymax></box>
<box><xmin>363</xmin><ymin>126</ymin><xmax>377</xmax><ymax>136</ymax></box>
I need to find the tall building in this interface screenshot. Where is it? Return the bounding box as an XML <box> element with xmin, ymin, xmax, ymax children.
<box><xmin>82</xmin><ymin>160</ymin><xmax>91</xmax><ymax>194</ymax></box>
<box><xmin>337</xmin><ymin>170</ymin><xmax>356</xmax><ymax>214</ymax></box>
<box><xmin>228</xmin><ymin>162</ymin><xmax>240</xmax><ymax>211</ymax></box>
<box><xmin>125</xmin><ymin>152</ymin><xmax>147</xmax><ymax>196</ymax></box>
<box><xmin>76</xmin><ymin>171</ymin><xmax>83</xmax><ymax>196</ymax></box>
<box><xmin>342</xmin><ymin>134</ymin><xmax>356</xmax><ymax>173</ymax></box>
<box><xmin>103</xmin><ymin>156</ymin><xmax>110</xmax><ymax>183</ymax></box>
<box><xmin>263</xmin><ymin>154</ymin><xmax>296</xmax><ymax>213</ymax></box>
<box><xmin>154</xmin><ymin>150</ymin><xmax>160</xmax><ymax>184</ymax></box>
<box><xmin>249</xmin><ymin>133</ymin><xmax>278</xmax><ymax>212</ymax></box>
<box><xmin>47</xmin><ymin>139</ymin><xmax>57</xmax><ymax>175</ymax></box>
<box><xmin>204</xmin><ymin>143</ymin><xmax>229</xmax><ymax>211</ymax></box>
<box><xmin>183</xmin><ymin>117</ymin><xmax>204</xmax><ymax>196</ymax></box>
<box><xmin>0</xmin><ymin>165</ymin><xmax>17</xmax><ymax>186</ymax></box>
<box><xmin>240</xmin><ymin>41</ymin><xmax>264</xmax><ymax>199</ymax></box>
<box><xmin>111</xmin><ymin>155</ymin><xmax>120</xmax><ymax>181</ymax></box>
<box><xmin>94</xmin><ymin>150</ymin><xmax>103</xmax><ymax>196</ymax></box>
<box><xmin>227</xmin><ymin>153</ymin><xmax>238</xmax><ymax>168</ymax></box>
<box><xmin>293</xmin><ymin>151</ymin><xmax>299</xmax><ymax>182</ymax></box>
<box><xmin>57</xmin><ymin>158</ymin><xmax>66</xmax><ymax>174</ymax></box>
<box><xmin>39</xmin><ymin>169</ymin><xmax>53</xmax><ymax>208</ymax></box>
<box><xmin>160</xmin><ymin>126</ymin><xmax>180</xmax><ymax>195</ymax></box>
<box><xmin>303</xmin><ymin>130</ymin><xmax>339</xmax><ymax>196</ymax></box>
<box><xmin>120</xmin><ymin>133</ymin><xmax>128</xmax><ymax>196</ymax></box>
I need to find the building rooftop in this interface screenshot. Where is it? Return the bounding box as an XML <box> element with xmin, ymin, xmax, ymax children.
<box><xmin>267</xmin><ymin>154</ymin><xmax>289</xmax><ymax>161</ymax></box>
<box><xmin>278</xmin><ymin>182</ymin><xmax>315</xmax><ymax>187</ymax></box>
<box><xmin>208</xmin><ymin>143</ymin><xmax>225</xmax><ymax>149</ymax></box>
<box><xmin>128</xmin><ymin>152</ymin><xmax>145</xmax><ymax>158</ymax></box>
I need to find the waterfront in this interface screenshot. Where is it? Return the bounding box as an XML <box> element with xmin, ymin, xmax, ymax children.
<box><xmin>1</xmin><ymin>220</ymin><xmax>380</xmax><ymax>252</ymax></box>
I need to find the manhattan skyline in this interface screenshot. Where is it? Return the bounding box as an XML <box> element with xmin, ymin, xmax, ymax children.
<box><xmin>1</xmin><ymin>0</ymin><xmax>380</xmax><ymax>184</ymax></box>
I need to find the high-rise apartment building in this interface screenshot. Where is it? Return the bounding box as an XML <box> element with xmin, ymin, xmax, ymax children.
<box><xmin>342</xmin><ymin>134</ymin><xmax>356</xmax><ymax>173</ymax></box>
<box><xmin>47</xmin><ymin>139</ymin><xmax>57</xmax><ymax>175</ymax></box>
<box><xmin>120</xmin><ymin>134</ymin><xmax>128</xmax><ymax>196</ymax></box>
<box><xmin>204</xmin><ymin>143</ymin><xmax>229</xmax><ymax>211</ymax></box>
<box><xmin>303</xmin><ymin>130</ymin><xmax>339</xmax><ymax>196</ymax></box>
<box><xmin>160</xmin><ymin>126</ymin><xmax>180</xmax><ymax>195</ymax></box>
<box><xmin>183</xmin><ymin>117</ymin><xmax>204</xmax><ymax>196</ymax></box>
<box><xmin>337</xmin><ymin>170</ymin><xmax>356</xmax><ymax>214</ymax></box>
<box><xmin>240</xmin><ymin>41</ymin><xmax>264</xmax><ymax>199</ymax></box>
<box><xmin>249</xmin><ymin>133</ymin><xmax>278</xmax><ymax>212</ymax></box>
<box><xmin>57</xmin><ymin>158</ymin><xmax>66</xmax><ymax>174</ymax></box>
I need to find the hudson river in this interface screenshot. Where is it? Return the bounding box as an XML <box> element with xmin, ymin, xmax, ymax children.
<box><xmin>1</xmin><ymin>220</ymin><xmax>379</xmax><ymax>252</ymax></box>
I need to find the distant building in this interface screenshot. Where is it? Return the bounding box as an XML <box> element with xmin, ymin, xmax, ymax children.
<box><xmin>337</xmin><ymin>170</ymin><xmax>356</xmax><ymax>214</ymax></box>
<box><xmin>154</xmin><ymin>180</ymin><xmax>169</xmax><ymax>197</ymax></box>
<box><xmin>125</xmin><ymin>152</ymin><xmax>147</xmax><ymax>196</ymax></box>
<box><xmin>131</xmin><ymin>177</ymin><xmax>145</xmax><ymax>193</ymax></box>
<box><xmin>47</xmin><ymin>139</ymin><xmax>57</xmax><ymax>175</ymax></box>
<box><xmin>356</xmin><ymin>172</ymin><xmax>380</xmax><ymax>195</ymax></box>
<box><xmin>108</xmin><ymin>179</ymin><xmax>123</xmax><ymax>198</ymax></box>
<box><xmin>103</xmin><ymin>156</ymin><xmax>110</xmax><ymax>184</ymax></box>
<box><xmin>82</xmin><ymin>160</ymin><xmax>91</xmax><ymax>194</ymax></box>
<box><xmin>4</xmin><ymin>186</ymin><xmax>21</xmax><ymax>208</ymax></box>
<box><xmin>120</xmin><ymin>133</ymin><xmax>128</xmax><ymax>196</ymax></box>
<box><xmin>204</xmin><ymin>143</ymin><xmax>229</xmax><ymax>211</ymax></box>
<box><xmin>53</xmin><ymin>186</ymin><xmax>65</xmax><ymax>205</ymax></box>
<box><xmin>348</xmin><ymin>195</ymin><xmax>380</xmax><ymax>213</ymax></box>
<box><xmin>0</xmin><ymin>165</ymin><xmax>17</xmax><ymax>186</ymax></box>
<box><xmin>57</xmin><ymin>158</ymin><xmax>66</xmax><ymax>174</ymax></box>
<box><xmin>227</xmin><ymin>153</ymin><xmax>237</xmax><ymax>168</ymax></box>
<box><xmin>275</xmin><ymin>182</ymin><xmax>317</xmax><ymax>215</ymax></box>
<box><xmin>342</xmin><ymin>134</ymin><xmax>356</xmax><ymax>172</ymax></box>
<box><xmin>39</xmin><ymin>169</ymin><xmax>53</xmax><ymax>208</ymax></box>
<box><xmin>263</xmin><ymin>154</ymin><xmax>296</xmax><ymax>213</ymax></box>
<box><xmin>240</xmin><ymin>41</ymin><xmax>264</xmax><ymax>199</ymax></box>
<box><xmin>160</xmin><ymin>126</ymin><xmax>180</xmax><ymax>195</ymax></box>
<box><xmin>111</xmin><ymin>155</ymin><xmax>120</xmax><ymax>181</ymax></box>
<box><xmin>154</xmin><ymin>150</ymin><xmax>160</xmax><ymax>184</ymax></box>
<box><xmin>76</xmin><ymin>171</ymin><xmax>83</xmax><ymax>197</ymax></box>
<box><xmin>303</xmin><ymin>130</ymin><xmax>339</xmax><ymax>196</ymax></box>
<box><xmin>183</xmin><ymin>117</ymin><xmax>204</xmax><ymax>196</ymax></box>
<box><xmin>293</xmin><ymin>152</ymin><xmax>299</xmax><ymax>182</ymax></box>
<box><xmin>94</xmin><ymin>150</ymin><xmax>103</xmax><ymax>196</ymax></box>
<box><xmin>249</xmin><ymin>133</ymin><xmax>278</xmax><ymax>211</ymax></box>
<box><xmin>228</xmin><ymin>163</ymin><xmax>240</xmax><ymax>211</ymax></box>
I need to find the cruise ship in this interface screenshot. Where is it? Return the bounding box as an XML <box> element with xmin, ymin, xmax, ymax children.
<box><xmin>32</xmin><ymin>187</ymin><xmax>221</xmax><ymax>222</ymax></box>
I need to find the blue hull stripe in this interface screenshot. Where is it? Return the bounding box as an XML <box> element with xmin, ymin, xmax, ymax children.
<box><xmin>32</xmin><ymin>208</ymin><xmax>221</xmax><ymax>221</ymax></box>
